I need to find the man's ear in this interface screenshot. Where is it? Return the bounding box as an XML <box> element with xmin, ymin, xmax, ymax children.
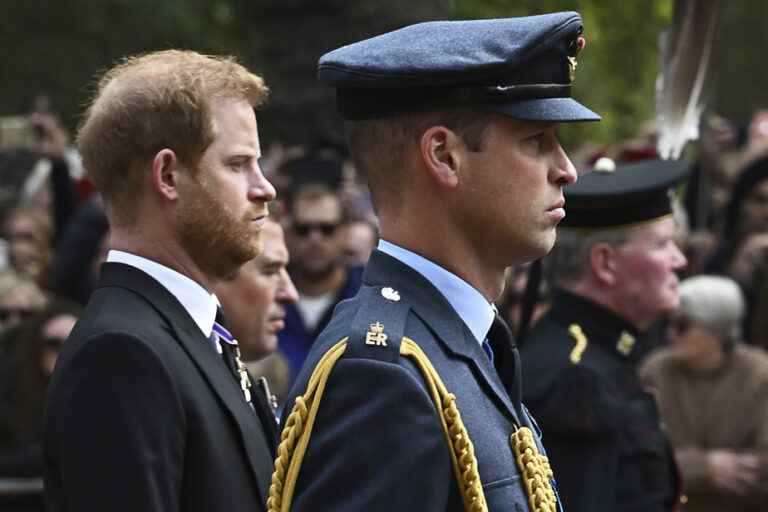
<box><xmin>151</xmin><ymin>149</ymin><xmax>181</xmax><ymax>201</ymax></box>
<box><xmin>419</xmin><ymin>126</ymin><xmax>463</xmax><ymax>188</ymax></box>
<box><xmin>589</xmin><ymin>243</ymin><xmax>618</xmax><ymax>286</ymax></box>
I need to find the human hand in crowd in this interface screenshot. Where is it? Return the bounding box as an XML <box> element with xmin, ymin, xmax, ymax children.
<box><xmin>729</xmin><ymin>233</ymin><xmax>768</xmax><ymax>286</ymax></box>
<box><xmin>29</xmin><ymin>112</ymin><xmax>68</xmax><ymax>158</ymax></box>
<box><xmin>707</xmin><ymin>449</ymin><xmax>761</xmax><ymax>495</ymax></box>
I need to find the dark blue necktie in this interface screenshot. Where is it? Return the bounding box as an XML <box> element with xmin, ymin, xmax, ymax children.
<box><xmin>486</xmin><ymin>313</ymin><xmax>523</xmax><ymax>417</ymax></box>
<box><xmin>482</xmin><ymin>338</ymin><xmax>495</xmax><ymax>364</ymax></box>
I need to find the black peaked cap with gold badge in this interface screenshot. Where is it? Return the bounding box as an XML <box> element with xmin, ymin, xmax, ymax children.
<box><xmin>560</xmin><ymin>159</ymin><xmax>691</xmax><ymax>230</ymax></box>
<box><xmin>317</xmin><ymin>12</ymin><xmax>601</xmax><ymax>123</ymax></box>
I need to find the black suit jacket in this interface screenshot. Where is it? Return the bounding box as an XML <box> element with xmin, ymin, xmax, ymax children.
<box><xmin>44</xmin><ymin>262</ymin><xmax>276</xmax><ymax>511</ymax></box>
<box><xmin>280</xmin><ymin>250</ymin><xmax>553</xmax><ymax>511</ymax></box>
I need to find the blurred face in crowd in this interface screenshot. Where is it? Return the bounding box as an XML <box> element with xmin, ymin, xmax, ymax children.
<box><xmin>0</xmin><ymin>283</ymin><xmax>44</xmax><ymax>332</ymax></box>
<box><xmin>708</xmin><ymin>160</ymin><xmax>740</xmax><ymax>220</ymax></box>
<box><xmin>666</xmin><ymin>314</ymin><xmax>721</xmax><ymax>368</ymax></box>
<box><xmin>218</xmin><ymin>220</ymin><xmax>298</xmax><ymax>360</ymax></box>
<box><xmin>5</xmin><ymin>209</ymin><xmax>49</xmax><ymax>282</ymax></box>
<box><xmin>457</xmin><ymin>117</ymin><xmax>577</xmax><ymax>266</ymax></box>
<box><xmin>344</xmin><ymin>220</ymin><xmax>376</xmax><ymax>266</ymax></box>
<box><xmin>288</xmin><ymin>192</ymin><xmax>345</xmax><ymax>279</ymax></box>
<box><xmin>609</xmin><ymin>217</ymin><xmax>687</xmax><ymax>328</ymax></box>
<box><xmin>40</xmin><ymin>313</ymin><xmax>78</xmax><ymax>376</ymax></box>
<box><xmin>176</xmin><ymin>97</ymin><xmax>276</xmax><ymax>281</ymax></box>
<box><xmin>740</xmin><ymin>179</ymin><xmax>768</xmax><ymax>235</ymax></box>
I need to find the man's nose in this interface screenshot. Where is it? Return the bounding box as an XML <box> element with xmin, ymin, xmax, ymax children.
<box><xmin>549</xmin><ymin>143</ymin><xmax>577</xmax><ymax>186</ymax></box>
<box><xmin>248</xmin><ymin>163</ymin><xmax>276</xmax><ymax>203</ymax></box>
<box><xmin>276</xmin><ymin>268</ymin><xmax>298</xmax><ymax>304</ymax></box>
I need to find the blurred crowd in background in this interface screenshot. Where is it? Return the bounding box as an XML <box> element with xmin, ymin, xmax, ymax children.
<box><xmin>1</xmin><ymin>93</ymin><xmax>768</xmax><ymax>510</ymax></box>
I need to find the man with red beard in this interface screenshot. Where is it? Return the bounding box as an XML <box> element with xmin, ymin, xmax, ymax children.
<box><xmin>44</xmin><ymin>51</ymin><xmax>278</xmax><ymax>512</ymax></box>
<box><xmin>521</xmin><ymin>159</ymin><xmax>690</xmax><ymax>512</ymax></box>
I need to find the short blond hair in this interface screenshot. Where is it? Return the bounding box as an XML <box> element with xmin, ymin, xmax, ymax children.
<box><xmin>77</xmin><ymin>50</ymin><xmax>268</xmax><ymax>225</ymax></box>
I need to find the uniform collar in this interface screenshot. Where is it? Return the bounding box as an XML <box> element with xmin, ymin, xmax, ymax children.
<box><xmin>377</xmin><ymin>239</ymin><xmax>495</xmax><ymax>345</ymax></box>
<box><xmin>549</xmin><ymin>288</ymin><xmax>642</xmax><ymax>360</ymax></box>
<box><xmin>107</xmin><ymin>250</ymin><xmax>218</xmax><ymax>337</ymax></box>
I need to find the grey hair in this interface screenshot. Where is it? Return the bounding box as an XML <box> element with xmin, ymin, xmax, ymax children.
<box><xmin>678</xmin><ymin>275</ymin><xmax>745</xmax><ymax>343</ymax></box>
<box><xmin>545</xmin><ymin>227</ymin><xmax>632</xmax><ymax>284</ymax></box>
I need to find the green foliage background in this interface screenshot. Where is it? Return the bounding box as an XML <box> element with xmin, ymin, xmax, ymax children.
<box><xmin>1</xmin><ymin>1</ymin><xmax>765</xmax><ymax>150</ymax></box>
<box><xmin>454</xmin><ymin>0</ymin><xmax>673</xmax><ymax>150</ymax></box>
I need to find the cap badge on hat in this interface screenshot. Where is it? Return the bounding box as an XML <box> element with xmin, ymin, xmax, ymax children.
<box><xmin>567</xmin><ymin>36</ymin><xmax>586</xmax><ymax>83</ymax></box>
<box><xmin>593</xmin><ymin>157</ymin><xmax>616</xmax><ymax>173</ymax></box>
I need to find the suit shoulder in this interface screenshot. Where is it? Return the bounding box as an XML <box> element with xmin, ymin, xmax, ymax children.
<box><xmin>55</xmin><ymin>328</ymin><xmax>169</xmax><ymax>381</ymax></box>
<box><xmin>78</xmin><ymin>286</ymin><xmax>176</xmax><ymax>345</ymax></box>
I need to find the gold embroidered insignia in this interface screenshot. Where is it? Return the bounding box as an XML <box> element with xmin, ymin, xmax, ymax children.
<box><xmin>365</xmin><ymin>322</ymin><xmax>388</xmax><ymax>347</ymax></box>
<box><xmin>381</xmin><ymin>287</ymin><xmax>400</xmax><ymax>301</ymax></box>
<box><xmin>567</xmin><ymin>56</ymin><xmax>578</xmax><ymax>82</ymax></box>
<box><xmin>616</xmin><ymin>331</ymin><xmax>636</xmax><ymax>356</ymax></box>
<box><xmin>568</xmin><ymin>324</ymin><xmax>588</xmax><ymax>364</ymax></box>
<box><xmin>567</xmin><ymin>35</ymin><xmax>586</xmax><ymax>83</ymax></box>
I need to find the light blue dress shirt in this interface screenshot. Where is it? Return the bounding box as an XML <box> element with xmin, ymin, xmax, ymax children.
<box><xmin>377</xmin><ymin>240</ymin><xmax>495</xmax><ymax>346</ymax></box>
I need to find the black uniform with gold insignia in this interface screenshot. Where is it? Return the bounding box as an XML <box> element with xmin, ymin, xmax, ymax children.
<box><xmin>520</xmin><ymin>158</ymin><xmax>688</xmax><ymax>512</ymax></box>
<box><xmin>521</xmin><ymin>289</ymin><xmax>678</xmax><ymax>512</ymax></box>
<box><xmin>272</xmin><ymin>251</ymin><xmax>556</xmax><ymax>511</ymax></box>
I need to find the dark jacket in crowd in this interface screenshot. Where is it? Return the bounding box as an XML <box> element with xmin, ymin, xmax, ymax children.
<box><xmin>50</xmin><ymin>197</ymin><xmax>108</xmax><ymax>305</ymax></box>
<box><xmin>521</xmin><ymin>289</ymin><xmax>680</xmax><ymax>512</ymax></box>
<box><xmin>278</xmin><ymin>265</ymin><xmax>363</xmax><ymax>379</ymax></box>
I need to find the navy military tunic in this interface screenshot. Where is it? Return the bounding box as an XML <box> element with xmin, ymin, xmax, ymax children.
<box><xmin>520</xmin><ymin>289</ymin><xmax>679</xmax><ymax>512</ymax></box>
<box><xmin>279</xmin><ymin>250</ymin><xmax>558</xmax><ymax>511</ymax></box>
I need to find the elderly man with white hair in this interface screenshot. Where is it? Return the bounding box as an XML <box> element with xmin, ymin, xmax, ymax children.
<box><xmin>641</xmin><ymin>275</ymin><xmax>768</xmax><ymax>512</ymax></box>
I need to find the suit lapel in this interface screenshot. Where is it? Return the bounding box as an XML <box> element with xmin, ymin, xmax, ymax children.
<box><xmin>363</xmin><ymin>251</ymin><xmax>520</xmax><ymax>424</ymax></box>
<box><xmin>97</xmin><ymin>263</ymin><xmax>274</xmax><ymax>502</ymax></box>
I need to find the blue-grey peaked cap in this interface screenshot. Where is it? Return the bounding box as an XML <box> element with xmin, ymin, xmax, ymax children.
<box><xmin>318</xmin><ymin>11</ymin><xmax>601</xmax><ymax>122</ymax></box>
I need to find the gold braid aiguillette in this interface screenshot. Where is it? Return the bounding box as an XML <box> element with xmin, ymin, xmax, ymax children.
<box><xmin>511</xmin><ymin>426</ymin><xmax>558</xmax><ymax>512</ymax></box>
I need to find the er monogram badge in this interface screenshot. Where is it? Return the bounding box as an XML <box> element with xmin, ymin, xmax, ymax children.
<box><xmin>365</xmin><ymin>322</ymin><xmax>388</xmax><ymax>347</ymax></box>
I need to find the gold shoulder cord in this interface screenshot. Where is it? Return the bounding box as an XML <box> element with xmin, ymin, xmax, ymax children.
<box><xmin>267</xmin><ymin>337</ymin><xmax>556</xmax><ymax>512</ymax></box>
<box><xmin>568</xmin><ymin>324</ymin><xmax>588</xmax><ymax>364</ymax></box>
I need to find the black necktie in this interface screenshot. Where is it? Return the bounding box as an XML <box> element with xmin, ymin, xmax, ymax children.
<box><xmin>486</xmin><ymin>313</ymin><xmax>523</xmax><ymax>417</ymax></box>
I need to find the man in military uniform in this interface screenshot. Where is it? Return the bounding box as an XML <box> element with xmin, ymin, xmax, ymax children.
<box><xmin>269</xmin><ymin>12</ymin><xmax>599</xmax><ymax>512</ymax></box>
<box><xmin>521</xmin><ymin>158</ymin><xmax>689</xmax><ymax>512</ymax></box>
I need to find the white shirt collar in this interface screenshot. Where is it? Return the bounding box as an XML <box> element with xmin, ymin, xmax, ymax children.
<box><xmin>377</xmin><ymin>240</ymin><xmax>495</xmax><ymax>345</ymax></box>
<box><xmin>106</xmin><ymin>250</ymin><xmax>218</xmax><ymax>337</ymax></box>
